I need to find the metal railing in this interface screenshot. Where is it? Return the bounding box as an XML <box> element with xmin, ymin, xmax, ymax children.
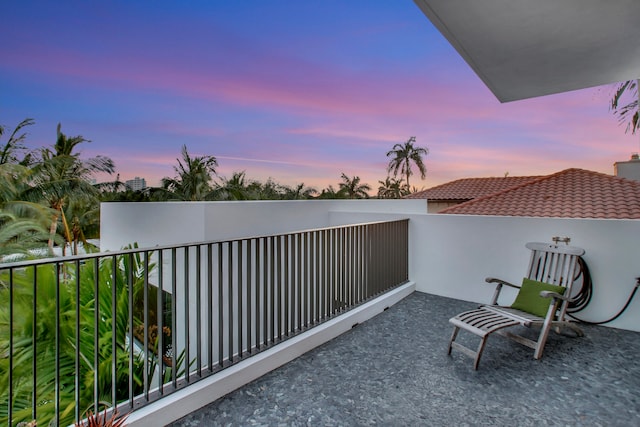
<box><xmin>0</xmin><ymin>219</ymin><xmax>408</xmax><ymax>426</ymax></box>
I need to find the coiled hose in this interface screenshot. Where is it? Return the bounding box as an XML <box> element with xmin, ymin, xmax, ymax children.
<box><xmin>566</xmin><ymin>257</ymin><xmax>639</xmax><ymax>324</ymax></box>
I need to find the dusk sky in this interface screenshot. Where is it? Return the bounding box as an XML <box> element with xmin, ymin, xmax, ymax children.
<box><xmin>2</xmin><ymin>1</ymin><xmax>638</xmax><ymax>192</ymax></box>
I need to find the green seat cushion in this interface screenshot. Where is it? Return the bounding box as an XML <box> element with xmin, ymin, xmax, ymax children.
<box><xmin>511</xmin><ymin>278</ymin><xmax>566</xmax><ymax>317</ymax></box>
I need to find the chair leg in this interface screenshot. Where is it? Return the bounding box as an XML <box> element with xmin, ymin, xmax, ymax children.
<box><xmin>448</xmin><ymin>326</ymin><xmax>460</xmax><ymax>355</ymax></box>
<box><xmin>474</xmin><ymin>336</ymin><xmax>489</xmax><ymax>370</ymax></box>
<box><xmin>534</xmin><ymin>324</ymin><xmax>552</xmax><ymax>359</ymax></box>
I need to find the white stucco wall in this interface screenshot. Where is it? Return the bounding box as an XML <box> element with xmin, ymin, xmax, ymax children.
<box><xmin>101</xmin><ymin>201</ymin><xmax>639</xmax><ymax>332</ymax></box>
<box><xmin>100</xmin><ymin>200</ymin><xmax>427</xmax><ymax>249</ymax></box>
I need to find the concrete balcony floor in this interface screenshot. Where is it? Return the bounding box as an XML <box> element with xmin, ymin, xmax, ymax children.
<box><xmin>169</xmin><ymin>292</ymin><xmax>639</xmax><ymax>426</ymax></box>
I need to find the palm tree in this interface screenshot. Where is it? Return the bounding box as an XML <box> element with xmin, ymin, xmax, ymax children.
<box><xmin>283</xmin><ymin>183</ymin><xmax>317</xmax><ymax>200</ymax></box>
<box><xmin>211</xmin><ymin>171</ymin><xmax>252</xmax><ymax>200</ymax></box>
<box><xmin>317</xmin><ymin>185</ymin><xmax>347</xmax><ymax>199</ymax></box>
<box><xmin>0</xmin><ymin>118</ymin><xmax>35</xmax><ymax>165</ymax></box>
<box><xmin>386</xmin><ymin>136</ymin><xmax>429</xmax><ymax>192</ymax></box>
<box><xmin>256</xmin><ymin>178</ymin><xmax>282</xmax><ymax>200</ymax></box>
<box><xmin>162</xmin><ymin>145</ymin><xmax>218</xmax><ymax>201</ymax></box>
<box><xmin>338</xmin><ymin>173</ymin><xmax>371</xmax><ymax>199</ymax></box>
<box><xmin>0</xmin><ymin>162</ymin><xmax>55</xmax><ymax>258</ymax></box>
<box><xmin>0</xmin><ymin>210</ymin><xmax>53</xmax><ymax>260</ymax></box>
<box><xmin>28</xmin><ymin>123</ymin><xmax>114</xmax><ymax>253</ymax></box>
<box><xmin>610</xmin><ymin>79</ymin><xmax>639</xmax><ymax>134</ymax></box>
<box><xmin>377</xmin><ymin>176</ymin><xmax>408</xmax><ymax>199</ymax></box>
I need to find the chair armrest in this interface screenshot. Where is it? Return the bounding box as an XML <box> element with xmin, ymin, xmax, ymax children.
<box><xmin>485</xmin><ymin>277</ymin><xmax>520</xmax><ymax>289</ymax></box>
<box><xmin>539</xmin><ymin>290</ymin><xmax>569</xmax><ymax>301</ymax></box>
<box><xmin>485</xmin><ymin>277</ymin><xmax>520</xmax><ymax>305</ymax></box>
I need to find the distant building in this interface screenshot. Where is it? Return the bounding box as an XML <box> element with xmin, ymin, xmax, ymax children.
<box><xmin>125</xmin><ymin>177</ymin><xmax>147</xmax><ymax>191</ymax></box>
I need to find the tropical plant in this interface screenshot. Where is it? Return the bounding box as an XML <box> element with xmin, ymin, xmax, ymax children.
<box><xmin>0</xmin><ymin>118</ymin><xmax>35</xmax><ymax>166</ymax></box>
<box><xmin>0</xmin><ymin>210</ymin><xmax>53</xmax><ymax>260</ymax></box>
<box><xmin>0</xmin><ymin>247</ymin><xmax>179</xmax><ymax>426</ymax></box>
<box><xmin>283</xmin><ymin>183</ymin><xmax>317</xmax><ymax>200</ymax></box>
<box><xmin>161</xmin><ymin>145</ymin><xmax>218</xmax><ymax>201</ymax></box>
<box><xmin>211</xmin><ymin>171</ymin><xmax>255</xmax><ymax>200</ymax></box>
<box><xmin>377</xmin><ymin>176</ymin><xmax>408</xmax><ymax>199</ymax></box>
<box><xmin>386</xmin><ymin>136</ymin><xmax>429</xmax><ymax>192</ymax></box>
<box><xmin>77</xmin><ymin>408</ymin><xmax>129</xmax><ymax>427</ymax></box>
<box><xmin>338</xmin><ymin>173</ymin><xmax>371</xmax><ymax>199</ymax></box>
<box><xmin>0</xmin><ymin>163</ymin><xmax>53</xmax><ymax>260</ymax></box>
<box><xmin>26</xmin><ymin>124</ymin><xmax>114</xmax><ymax>254</ymax></box>
<box><xmin>610</xmin><ymin>79</ymin><xmax>639</xmax><ymax>134</ymax></box>
<box><xmin>317</xmin><ymin>185</ymin><xmax>347</xmax><ymax>199</ymax></box>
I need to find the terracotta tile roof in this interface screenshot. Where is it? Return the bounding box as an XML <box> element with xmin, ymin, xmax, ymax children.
<box><xmin>439</xmin><ymin>168</ymin><xmax>640</xmax><ymax>219</ymax></box>
<box><xmin>406</xmin><ymin>176</ymin><xmax>540</xmax><ymax>201</ymax></box>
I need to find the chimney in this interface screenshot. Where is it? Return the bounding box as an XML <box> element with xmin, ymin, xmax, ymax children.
<box><xmin>614</xmin><ymin>153</ymin><xmax>640</xmax><ymax>182</ymax></box>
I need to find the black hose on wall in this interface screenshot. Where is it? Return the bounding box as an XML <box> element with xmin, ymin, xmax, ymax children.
<box><xmin>566</xmin><ymin>257</ymin><xmax>639</xmax><ymax>325</ymax></box>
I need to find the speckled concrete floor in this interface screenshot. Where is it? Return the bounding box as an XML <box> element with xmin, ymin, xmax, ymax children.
<box><xmin>169</xmin><ymin>292</ymin><xmax>639</xmax><ymax>426</ymax></box>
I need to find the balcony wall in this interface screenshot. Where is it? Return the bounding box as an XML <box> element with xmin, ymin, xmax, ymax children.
<box><xmin>100</xmin><ymin>200</ymin><xmax>425</xmax><ymax>248</ymax></box>
<box><xmin>102</xmin><ymin>200</ymin><xmax>640</xmax><ymax>332</ymax></box>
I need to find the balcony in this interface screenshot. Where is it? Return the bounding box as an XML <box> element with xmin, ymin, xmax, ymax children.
<box><xmin>2</xmin><ymin>200</ymin><xmax>639</xmax><ymax>426</ymax></box>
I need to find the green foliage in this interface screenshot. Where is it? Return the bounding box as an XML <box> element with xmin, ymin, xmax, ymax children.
<box><xmin>0</xmin><ymin>249</ymin><xmax>178</xmax><ymax>426</ymax></box>
<box><xmin>377</xmin><ymin>176</ymin><xmax>409</xmax><ymax>199</ymax></box>
<box><xmin>161</xmin><ymin>145</ymin><xmax>218</xmax><ymax>201</ymax></box>
<box><xmin>0</xmin><ymin>210</ymin><xmax>54</xmax><ymax>259</ymax></box>
<box><xmin>0</xmin><ymin>118</ymin><xmax>35</xmax><ymax>166</ymax></box>
<box><xmin>338</xmin><ymin>173</ymin><xmax>371</xmax><ymax>199</ymax></box>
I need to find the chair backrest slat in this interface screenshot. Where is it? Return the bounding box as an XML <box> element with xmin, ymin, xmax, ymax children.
<box><xmin>524</xmin><ymin>242</ymin><xmax>585</xmax><ymax>320</ymax></box>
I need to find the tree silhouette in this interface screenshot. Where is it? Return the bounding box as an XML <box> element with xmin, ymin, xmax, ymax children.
<box><xmin>386</xmin><ymin>136</ymin><xmax>428</xmax><ymax>192</ymax></box>
<box><xmin>339</xmin><ymin>173</ymin><xmax>371</xmax><ymax>199</ymax></box>
<box><xmin>162</xmin><ymin>145</ymin><xmax>218</xmax><ymax>201</ymax></box>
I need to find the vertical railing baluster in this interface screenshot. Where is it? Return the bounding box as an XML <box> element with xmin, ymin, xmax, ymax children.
<box><xmin>284</xmin><ymin>235</ymin><xmax>289</xmax><ymax>337</ymax></box>
<box><xmin>128</xmin><ymin>253</ymin><xmax>135</xmax><ymax>407</ymax></box>
<box><xmin>349</xmin><ymin>226</ymin><xmax>354</xmax><ymax>307</ymax></box>
<box><xmin>237</xmin><ymin>240</ymin><xmax>243</xmax><ymax>358</ymax></box>
<box><xmin>227</xmin><ymin>242</ymin><xmax>234</xmax><ymax>362</ymax></box>
<box><xmin>269</xmin><ymin>237</ymin><xmax>275</xmax><ymax>343</ymax></box>
<box><xmin>74</xmin><ymin>259</ymin><xmax>81</xmax><ymax>422</ymax></box>
<box><xmin>196</xmin><ymin>245</ymin><xmax>202</xmax><ymax>377</ymax></box>
<box><xmin>8</xmin><ymin>268</ymin><xmax>14</xmax><ymax>425</ymax></box>
<box><xmin>262</xmin><ymin>237</ymin><xmax>268</xmax><ymax>347</ymax></box>
<box><xmin>183</xmin><ymin>248</ymin><xmax>190</xmax><ymax>383</ymax></box>
<box><xmin>93</xmin><ymin>258</ymin><xmax>100</xmax><ymax>412</ymax></box>
<box><xmin>308</xmin><ymin>232</ymin><xmax>312</xmax><ymax>324</ymax></box>
<box><xmin>31</xmin><ymin>266</ymin><xmax>37</xmax><ymax>422</ymax></box>
<box><xmin>171</xmin><ymin>248</ymin><xmax>178</xmax><ymax>388</ymax></box>
<box><xmin>357</xmin><ymin>225</ymin><xmax>363</xmax><ymax>303</ymax></box>
<box><xmin>316</xmin><ymin>230</ymin><xmax>322</xmax><ymax>322</ymax></box>
<box><xmin>55</xmin><ymin>262</ymin><xmax>61</xmax><ymax>424</ymax></box>
<box><xmin>328</xmin><ymin>229</ymin><xmax>333</xmax><ymax>316</ymax></box>
<box><xmin>275</xmin><ymin>236</ymin><xmax>281</xmax><ymax>340</ymax></box>
<box><xmin>157</xmin><ymin>250</ymin><xmax>165</xmax><ymax>394</ymax></box>
<box><xmin>143</xmin><ymin>251</ymin><xmax>150</xmax><ymax>401</ymax></box>
<box><xmin>255</xmin><ymin>238</ymin><xmax>261</xmax><ymax>350</ymax></box>
<box><xmin>297</xmin><ymin>233</ymin><xmax>303</xmax><ymax>331</ymax></box>
<box><xmin>342</xmin><ymin>228</ymin><xmax>347</xmax><ymax>309</ymax></box>
<box><xmin>218</xmin><ymin>243</ymin><xmax>224</xmax><ymax>368</ymax></box>
<box><xmin>207</xmin><ymin>244</ymin><xmax>213</xmax><ymax>371</ymax></box>
<box><xmin>246</xmin><ymin>239</ymin><xmax>252</xmax><ymax>354</ymax></box>
<box><xmin>111</xmin><ymin>255</ymin><xmax>118</xmax><ymax>408</ymax></box>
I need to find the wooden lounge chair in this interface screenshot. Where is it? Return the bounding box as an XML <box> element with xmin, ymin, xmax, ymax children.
<box><xmin>447</xmin><ymin>242</ymin><xmax>585</xmax><ymax>370</ymax></box>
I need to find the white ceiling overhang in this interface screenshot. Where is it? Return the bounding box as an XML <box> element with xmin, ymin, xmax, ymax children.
<box><xmin>413</xmin><ymin>0</ymin><xmax>640</xmax><ymax>102</ymax></box>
